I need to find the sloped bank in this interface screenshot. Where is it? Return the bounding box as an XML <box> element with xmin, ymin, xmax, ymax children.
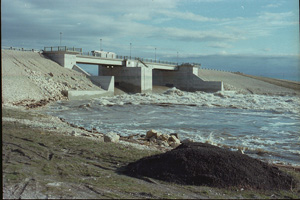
<box><xmin>123</xmin><ymin>142</ymin><xmax>296</xmax><ymax>190</ymax></box>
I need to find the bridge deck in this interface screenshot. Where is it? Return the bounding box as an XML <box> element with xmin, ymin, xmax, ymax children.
<box><xmin>76</xmin><ymin>55</ymin><xmax>124</xmax><ymax>66</ymax></box>
<box><xmin>76</xmin><ymin>55</ymin><xmax>178</xmax><ymax>70</ymax></box>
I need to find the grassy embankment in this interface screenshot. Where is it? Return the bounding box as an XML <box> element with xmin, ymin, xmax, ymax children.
<box><xmin>3</xmin><ymin>107</ymin><xmax>300</xmax><ymax>199</ymax></box>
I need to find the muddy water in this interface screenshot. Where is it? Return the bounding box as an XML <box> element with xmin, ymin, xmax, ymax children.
<box><xmin>43</xmin><ymin>95</ymin><xmax>300</xmax><ymax>166</ymax></box>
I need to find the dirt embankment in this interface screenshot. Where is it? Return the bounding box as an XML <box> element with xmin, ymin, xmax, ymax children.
<box><xmin>234</xmin><ymin>72</ymin><xmax>300</xmax><ymax>92</ymax></box>
<box><xmin>2</xmin><ymin>50</ymin><xmax>102</xmax><ymax>107</ymax></box>
<box><xmin>198</xmin><ymin>69</ymin><xmax>299</xmax><ymax>95</ymax></box>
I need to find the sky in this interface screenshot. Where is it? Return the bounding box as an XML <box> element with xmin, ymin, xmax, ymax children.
<box><xmin>2</xmin><ymin>0</ymin><xmax>300</xmax><ymax>81</ymax></box>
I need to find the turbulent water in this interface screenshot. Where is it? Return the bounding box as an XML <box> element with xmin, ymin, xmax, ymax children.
<box><xmin>42</xmin><ymin>88</ymin><xmax>300</xmax><ymax>166</ymax></box>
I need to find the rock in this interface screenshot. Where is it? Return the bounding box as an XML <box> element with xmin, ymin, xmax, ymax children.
<box><xmin>168</xmin><ymin>135</ymin><xmax>180</xmax><ymax>143</ymax></box>
<box><xmin>70</xmin><ymin>130</ymin><xmax>79</xmax><ymax>136</ymax></box>
<box><xmin>182</xmin><ymin>138</ymin><xmax>194</xmax><ymax>143</ymax></box>
<box><xmin>98</xmin><ymin>136</ymin><xmax>104</xmax><ymax>142</ymax></box>
<box><xmin>168</xmin><ymin>135</ymin><xmax>181</xmax><ymax>148</ymax></box>
<box><xmin>214</xmin><ymin>92</ymin><xmax>226</xmax><ymax>98</ymax></box>
<box><xmin>170</xmin><ymin>133</ymin><xmax>179</xmax><ymax>140</ymax></box>
<box><xmin>62</xmin><ymin>82</ymin><xmax>69</xmax><ymax>86</ymax></box>
<box><xmin>149</xmin><ymin>136</ymin><xmax>157</xmax><ymax>143</ymax></box>
<box><xmin>104</xmin><ymin>132</ymin><xmax>120</xmax><ymax>143</ymax></box>
<box><xmin>61</xmin><ymin>90</ymin><xmax>68</xmax><ymax>96</ymax></box>
<box><xmin>49</xmin><ymin>72</ymin><xmax>54</xmax><ymax>77</ymax></box>
<box><xmin>146</xmin><ymin>130</ymin><xmax>161</xmax><ymax>139</ymax></box>
<box><xmin>158</xmin><ymin>134</ymin><xmax>169</xmax><ymax>141</ymax></box>
<box><xmin>157</xmin><ymin>140</ymin><xmax>169</xmax><ymax>147</ymax></box>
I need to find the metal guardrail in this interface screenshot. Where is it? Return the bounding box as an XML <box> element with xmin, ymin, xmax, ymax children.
<box><xmin>44</xmin><ymin>46</ymin><xmax>82</xmax><ymax>53</ymax></box>
<box><xmin>2</xmin><ymin>46</ymin><xmax>41</xmax><ymax>52</ymax></box>
<box><xmin>79</xmin><ymin>51</ymin><xmax>181</xmax><ymax>66</ymax></box>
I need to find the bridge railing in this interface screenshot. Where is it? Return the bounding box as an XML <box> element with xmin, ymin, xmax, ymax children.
<box><xmin>78</xmin><ymin>52</ymin><xmax>202</xmax><ymax>66</ymax></box>
<box><xmin>78</xmin><ymin>52</ymin><xmax>178</xmax><ymax>65</ymax></box>
<box><xmin>2</xmin><ymin>46</ymin><xmax>42</xmax><ymax>52</ymax></box>
<box><xmin>44</xmin><ymin>46</ymin><xmax>82</xmax><ymax>53</ymax></box>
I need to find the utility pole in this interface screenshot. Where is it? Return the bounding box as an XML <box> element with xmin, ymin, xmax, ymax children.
<box><xmin>177</xmin><ymin>51</ymin><xmax>179</xmax><ymax>65</ymax></box>
<box><xmin>130</xmin><ymin>43</ymin><xmax>132</xmax><ymax>59</ymax></box>
<box><xmin>60</xmin><ymin>32</ymin><xmax>62</xmax><ymax>46</ymax></box>
<box><xmin>100</xmin><ymin>39</ymin><xmax>102</xmax><ymax>51</ymax></box>
<box><xmin>155</xmin><ymin>47</ymin><xmax>157</xmax><ymax>62</ymax></box>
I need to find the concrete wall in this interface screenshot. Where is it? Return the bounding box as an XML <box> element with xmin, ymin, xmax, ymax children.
<box><xmin>89</xmin><ymin>76</ymin><xmax>114</xmax><ymax>96</ymax></box>
<box><xmin>98</xmin><ymin>66</ymin><xmax>152</xmax><ymax>93</ymax></box>
<box><xmin>141</xmin><ymin>67</ymin><xmax>152</xmax><ymax>93</ymax></box>
<box><xmin>72</xmin><ymin>64</ymin><xmax>91</xmax><ymax>76</ymax></box>
<box><xmin>67</xmin><ymin>90</ymin><xmax>113</xmax><ymax>100</ymax></box>
<box><xmin>153</xmin><ymin>66</ymin><xmax>223</xmax><ymax>92</ymax></box>
<box><xmin>44</xmin><ymin>52</ymin><xmax>77</xmax><ymax>69</ymax></box>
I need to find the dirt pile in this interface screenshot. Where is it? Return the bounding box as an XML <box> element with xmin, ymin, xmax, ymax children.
<box><xmin>124</xmin><ymin>142</ymin><xmax>296</xmax><ymax>190</ymax></box>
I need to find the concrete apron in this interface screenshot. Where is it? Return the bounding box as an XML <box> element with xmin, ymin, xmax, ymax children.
<box><xmin>67</xmin><ymin>90</ymin><xmax>113</xmax><ymax>100</ymax></box>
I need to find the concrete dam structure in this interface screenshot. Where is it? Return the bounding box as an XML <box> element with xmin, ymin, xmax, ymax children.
<box><xmin>43</xmin><ymin>46</ymin><xmax>223</xmax><ymax>96</ymax></box>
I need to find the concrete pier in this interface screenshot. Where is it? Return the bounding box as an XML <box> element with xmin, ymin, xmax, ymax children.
<box><xmin>98</xmin><ymin>65</ymin><xmax>152</xmax><ymax>93</ymax></box>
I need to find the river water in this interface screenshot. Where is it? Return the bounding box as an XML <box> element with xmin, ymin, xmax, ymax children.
<box><xmin>42</xmin><ymin>89</ymin><xmax>300</xmax><ymax>166</ymax></box>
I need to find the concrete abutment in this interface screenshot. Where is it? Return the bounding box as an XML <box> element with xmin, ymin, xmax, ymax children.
<box><xmin>153</xmin><ymin>66</ymin><xmax>223</xmax><ymax>92</ymax></box>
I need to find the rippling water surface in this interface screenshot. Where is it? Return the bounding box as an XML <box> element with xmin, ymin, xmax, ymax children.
<box><xmin>43</xmin><ymin>95</ymin><xmax>300</xmax><ymax>166</ymax></box>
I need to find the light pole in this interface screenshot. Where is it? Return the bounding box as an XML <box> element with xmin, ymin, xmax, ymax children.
<box><xmin>130</xmin><ymin>43</ymin><xmax>132</xmax><ymax>59</ymax></box>
<box><xmin>155</xmin><ymin>48</ymin><xmax>157</xmax><ymax>62</ymax></box>
<box><xmin>100</xmin><ymin>39</ymin><xmax>102</xmax><ymax>51</ymax></box>
<box><xmin>60</xmin><ymin>32</ymin><xmax>62</xmax><ymax>46</ymax></box>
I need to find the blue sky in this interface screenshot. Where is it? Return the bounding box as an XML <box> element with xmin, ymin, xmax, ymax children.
<box><xmin>2</xmin><ymin>0</ymin><xmax>299</xmax><ymax>80</ymax></box>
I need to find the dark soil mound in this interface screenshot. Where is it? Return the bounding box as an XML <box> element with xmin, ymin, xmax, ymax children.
<box><xmin>124</xmin><ymin>142</ymin><xmax>296</xmax><ymax>190</ymax></box>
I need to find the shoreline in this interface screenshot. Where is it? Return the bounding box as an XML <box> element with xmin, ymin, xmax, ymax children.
<box><xmin>3</xmin><ymin>99</ymin><xmax>300</xmax><ymax>169</ymax></box>
<box><xmin>3</xmin><ymin>105</ymin><xmax>300</xmax><ymax>199</ymax></box>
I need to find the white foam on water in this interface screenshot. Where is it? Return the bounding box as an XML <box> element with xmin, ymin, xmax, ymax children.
<box><xmin>42</xmin><ymin>89</ymin><xmax>300</xmax><ymax>166</ymax></box>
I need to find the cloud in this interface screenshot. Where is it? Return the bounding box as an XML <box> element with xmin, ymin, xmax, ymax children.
<box><xmin>216</xmin><ymin>10</ymin><xmax>298</xmax><ymax>40</ymax></box>
<box><xmin>157</xmin><ymin>10</ymin><xmax>224</xmax><ymax>22</ymax></box>
<box><xmin>156</xmin><ymin>27</ymin><xmax>246</xmax><ymax>42</ymax></box>
<box><xmin>258</xmin><ymin>11</ymin><xmax>297</xmax><ymax>26</ymax></box>
<box><xmin>208</xmin><ymin>42</ymin><xmax>232</xmax><ymax>49</ymax></box>
<box><xmin>263</xmin><ymin>3</ymin><xmax>282</xmax><ymax>8</ymax></box>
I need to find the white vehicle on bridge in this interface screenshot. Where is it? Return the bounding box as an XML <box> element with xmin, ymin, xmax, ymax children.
<box><xmin>91</xmin><ymin>50</ymin><xmax>116</xmax><ymax>59</ymax></box>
